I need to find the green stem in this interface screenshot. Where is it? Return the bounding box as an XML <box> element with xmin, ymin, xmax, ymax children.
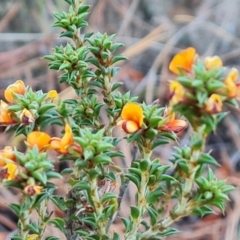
<box><xmin>126</xmin><ymin>150</ymin><xmax>152</xmax><ymax>240</ymax></box>
<box><xmin>19</xmin><ymin>196</ymin><xmax>31</xmax><ymax>240</ymax></box>
<box><xmin>37</xmin><ymin>199</ymin><xmax>49</xmax><ymax>240</ymax></box>
<box><xmin>142</xmin><ymin>128</ymin><xmax>207</xmax><ymax>238</ymax></box>
<box><xmin>89</xmin><ymin>177</ymin><xmax>107</xmax><ymax>236</ymax></box>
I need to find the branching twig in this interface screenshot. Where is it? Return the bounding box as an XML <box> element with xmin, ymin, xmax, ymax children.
<box><xmin>106</xmin><ymin>144</ymin><xmax>138</xmax><ymax>231</ymax></box>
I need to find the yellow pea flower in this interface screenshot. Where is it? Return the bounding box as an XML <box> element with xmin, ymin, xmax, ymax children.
<box><xmin>4</xmin><ymin>80</ymin><xmax>26</xmax><ymax>103</ymax></box>
<box><xmin>224</xmin><ymin>68</ymin><xmax>239</xmax><ymax>98</ymax></box>
<box><xmin>1</xmin><ymin>163</ymin><xmax>18</xmax><ymax>180</ymax></box>
<box><xmin>169</xmin><ymin>47</ymin><xmax>196</xmax><ymax>74</ymax></box>
<box><xmin>169</xmin><ymin>81</ymin><xmax>185</xmax><ymax>105</ymax></box>
<box><xmin>0</xmin><ymin>100</ymin><xmax>16</xmax><ymax>125</ymax></box>
<box><xmin>0</xmin><ymin>146</ymin><xmax>16</xmax><ymax>167</ymax></box>
<box><xmin>45</xmin><ymin>90</ymin><xmax>59</xmax><ymax>103</ymax></box>
<box><xmin>204</xmin><ymin>56</ymin><xmax>222</xmax><ymax>70</ymax></box>
<box><xmin>117</xmin><ymin>103</ymin><xmax>143</xmax><ymax>133</ymax></box>
<box><xmin>27</xmin><ymin>131</ymin><xmax>51</xmax><ymax>151</ymax></box>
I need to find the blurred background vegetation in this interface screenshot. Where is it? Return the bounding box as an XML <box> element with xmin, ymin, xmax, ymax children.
<box><xmin>1</xmin><ymin>0</ymin><xmax>240</xmax><ymax>239</ymax></box>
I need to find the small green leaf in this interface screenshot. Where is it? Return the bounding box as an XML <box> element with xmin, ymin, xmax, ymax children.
<box><xmin>61</xmin><ymin>168</ymin><xmax>73</xmax><ymax>175</ymax></box>
<box><xmin>49</xmin><ymin>218</ymin><xmax>65</xmax><ymax>233</ymax></box>
<box><xmin>111</xmin><ymin>82</ymin><xmax>123</xmax><ymax>92</ymax></box>
<box><xmin>198</xmin><ymin>153</ymin><xmax>219</xmax><ymax>166</ymax></box>
<box><xmin>152</xmin><ymin>138</ymin><xmax>170</xmax><ymax>149</ymax></box>
<box><xmin>45</xmin><ymin>237</ymin><xmax>60</xmax><ymax>240</ymax></box>
<box><xmin>93</xmin><ymin>154</ymin><xmax>112</xmax><ymax>165</ymax></box>
<box><xmin>146</xmin><ymin>189</ymin><xmax>164</xmax><ymax>205</ymax></box>
<box><xmin>139</xmin><ymin>160</ymin><xmax>150</xmax><ymax>172</ymax></box>
<box><xmin>121</xmin><ymin>217</ymin><xmax>132</xmax><ymax>233</ymax></box>
<box><xmin>111</xmin><ymin>55</ymin><xmax>128</xmax><ymax>64</ymax></box>
<box><xmin>26</xmin><ymin>223</ymin><xmax>39</xmax><ymax>234</ymax></box>
<box><xmin>147</xmin><ymin>206</ymin><xmax>158</xmax><ymax>225</ymax></box>
<box><xmin>32</xmin><ymin>171</ymin><xmax>47</xmax><ymax>185</ymax></box>
<box><xmin>125</xmin><ymin>173</ymin><xmax>140</xmax><ymax>188</ymax></box>
<box><xmin>9</xmin><ymin>203</ymin><xmax>20</xmax><ymax>216</ymax></box>
<box><xmin>130</xmin><ymin>206</ymin><xmax>140</xmax><ymax>219</ymax></box>
<box><xmin>73</xmin><ymin>181</ymin><xmax>90</xmax><ymax>190</ymax></box>
<box><xmin>101</xmin><ymin>192</ymin><xmax>117</xmax><ymax>204</ymax></box>
<box><xmin>113</xmin><ymin>232</ymin><xmax>121</xmax><ymax>240</ymax></box>
<box><xmin>46</xmin><ymin>172</ymin><xmax>62</xmax><ymax>179</ymax></box>
<box><xmin>50</xmin><ymin>195</ymin><xmax>67</xmax><ymax>211</ymax></box>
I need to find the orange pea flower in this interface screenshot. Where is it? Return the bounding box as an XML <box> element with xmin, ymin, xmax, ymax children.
<box><xmin>19</xmin><ymin>108</ymin><xmax>35</xmax><ymax>124</ymax></box>
<box><xmin>60</xmin><ymin>124</ymin><xmax>73</xmax><ymax>153</ymax></box>
<box><xmin>27</xmin><ymin>131</ymin><xmax>51</xmax><ymax>151</ymax></box>
<box><xmin>169</xmin><ymin>81</ymin><xmax>185</xmax><ymax>105</ymax></box>
<box><xmin>0</xmin><ymin>146</ymin><xmax>16</xmax><ymax>167</ymax></box>
<box><xmin>4</xmin><ymin>80</ymin><xmax>25</xmax><ymax>103</ymax></box>
<box><xmin>0</xmin><ymin>100</ymin><xmax>16</xmax><ymax>125</ymax></box>
<box><xmin>205</xmin><ymin>94</ymin><xmax>223</xmax><ymax>113</ymax></box>
<box><xmin>0</xmin><ymin>163</ymin><xmax>18</xmax><ymax>180</ymax></box>
<box><xmin>49</xmin><ymin>137</ymin><xmax>62</xmax><ymax>152</ymax></box>
<box><xmin>45</xmin><ymin>90</ymin><xmax>59</xmax><ymax>103</ymax></box>
<box><xmin>204</xmin><ymin>56</ymin><xmax>222</xmax><ymax>70</ymax></box>
<box><xmin>159</xmin><ymin>108</ymin><xmax>187</xmax><ymax>133</ymax></box>
<box><xmin>117</xmin><ymin>103</ymin><xmax>143</xmax><ymax>133</ymax></box>
<box><xmin>49</xmin><ymin>124</ymin><xmax>74</xmax><ymax>154</ymax></box>
<box><xmin>24</xmin><ymin>184</ymin><xmax>43</xmax><ymax>196</ymax></box>
<box><xmin>169</xmin><ymin>47</ymin><xmax>196</xmax><ymax>74</ymax></box>
<box><xmin>224</xmin><ymin>68</ymin><xmax>239</xmax><ymax>98</ymax></box>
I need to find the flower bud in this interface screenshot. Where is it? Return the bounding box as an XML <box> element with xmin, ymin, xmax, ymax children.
<box><xmin>24</xmin><ymin>184</ymin><xmax>43</xmax><ymax>196</ymax></box>
<box><xmin>19</xmin><ymin>108</ymin><xmax>35</xmax><ymax>124</ymax></box>
<box><xmin>45</xmin><ymin>90</ymin><xmax>59</xmax><ymax>103</ymax></box>
<box><xmin>205</xmin><ymin>94</ymin><xmax>223</xmax><ymax>113</ymax></box>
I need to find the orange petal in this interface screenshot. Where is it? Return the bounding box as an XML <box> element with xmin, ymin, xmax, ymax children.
<box><xmin>164</xmin><ymin>119</ymin><xmax>187</xmax><ymax>133</ymax></box>
<box><xmin>0</xmin><ymin>100</ymin><xmax>16</xmax><ymax>125</ymax></box>
<box><xmin>121</xmin><ymin>103</ymin><xmax>143</xmax><ymax>128</ymax></box>
<box><xmin>60</xmin><ymin>124</ymin><xmax>73</xmax><ymax>153</ymax></box>
<box><xmin>49</xmin><ymin>137</ymin><xmax>61</xmax><ymax>151</ymax></box>
<box><xmin>169</xmin><ymin>47</ymin><xmax>196</xmax><ymax>74</ymax></box>
<box><xmin>0</xmin><ymin>152</ymin><xmax>5</xmax><ymax>167</ymax></box>
<box><xmin>27</xmin><ymin>131</ymin><xmax>51</xmax><ymax>151</ymax></box>
<box><xmin>4</xmin><ymin>80</ymin><xmax>26</xmax><ymax>103</ymax></box>
<box><xmin>121</xmin><ymin>120</ymin><xmax>140</xmax><ymax>133</ymax></box>
<box><xmin>204</xmin><ymin>56</ymin><xmax>222</xmax><ymax>70</ymax></box>
<box><xmin>2</xmin><ymin>146</ymin><xmax>16</xmax><ymax>162</ymax></box>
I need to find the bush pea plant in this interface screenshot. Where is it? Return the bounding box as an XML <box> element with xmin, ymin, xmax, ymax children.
<box><xmin>0</xmin><ymin>1</ymin><xmax>237</xmax><ymax>239</ymax></box>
